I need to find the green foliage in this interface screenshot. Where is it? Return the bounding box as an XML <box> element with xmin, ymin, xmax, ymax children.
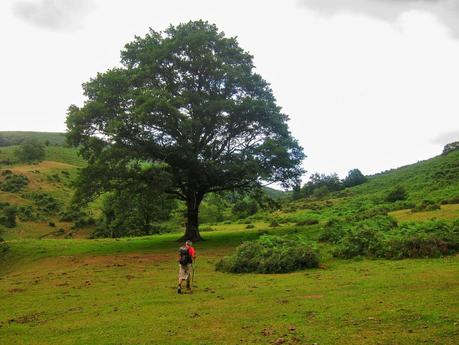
<box><xmin>333</xmin><ymin>220</ymin><xmax>459</xmax><ymax>259</ymax></box>
<box><xmin>232</xmin><ymin>198</ymin><xmax>259</xmax><ymax>219</ymax></box>
<box><xmin>28</xmin><ymin>192</ymin><xmax>60</xmax><ymax>214</ymax></box>
<box><xmin>0</xmin><ymin>173</ymin><xmax>29</xmax><ymax>193</ymax></box>
<box><xmin>94</xmin><ymin>184</ymin><xmax>176</xmax><ymax>238</ymax></box>
<box><xmin>385</xmin><ymin>185</ymin><xmax>408</xmax><ymax>202</ymax></box>
<box><xmin>215</xmin><ymin>235</ymin><xmax>320</xmax><ymax>273</ymax></box>
<box><xmin>66</xmin><ymin>20</ymin><xmax>304</xmax><ymax>240</ymax></box>
<box><xmin>411</xmin><ymin>199</ymin><xmax>441</xmax><ymax>213</ymax></box>
<box><xmin>0</xmin><ymin>204</ymin><xmax>17</xmax><ymax>228</ymax></box>
<box><xmin>343</xmin><ymin>169</ymin><xmax>367</xmax><ymax>188</ymax></box>
<box><xmin>14</xmin><ymin>139</ymin><xmax>45</xmax><ymax>163</ymax></box>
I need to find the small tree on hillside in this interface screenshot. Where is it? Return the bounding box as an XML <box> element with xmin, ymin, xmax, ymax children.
<box><xmin>385</xmin><ymin>185</ymin><xmax>408</xmax><ymax>202</ymax></box>
<box><xmin>343</xmin><ymin>169</ymin><xmax>367</xmax><ymax>188</ymax></box>
<box><xmin>14</xmin><ymin>139</ymin><xmax>45</xmax><ymax>163</ymax></box>
<box><xmin>66</xmin><ymin>21</ymin><xmax>305</xmax><ymax>241</ymax></box>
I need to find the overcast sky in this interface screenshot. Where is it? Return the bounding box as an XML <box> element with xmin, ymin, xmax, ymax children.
<box><xmin>1</xmin><ymin>0</ymin><xmax>459</xmax><ymax>180</ymax></box>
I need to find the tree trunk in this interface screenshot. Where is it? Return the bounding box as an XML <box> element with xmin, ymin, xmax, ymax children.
<box><xmin>180</xmin><ymin>193</ymin><xmax>204</xmax><ymax>242</ymax></box>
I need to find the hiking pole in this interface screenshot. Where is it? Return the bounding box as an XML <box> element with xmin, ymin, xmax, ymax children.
<box><xmin>192</xmin><ymin>261</ymin><xmax>197</xmax><ymax>288</ymax></box>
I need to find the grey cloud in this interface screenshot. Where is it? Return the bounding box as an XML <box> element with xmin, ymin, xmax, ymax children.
<box><xmin>12</xmin><ymin>0</ymin><xmax>94</xmax><ymax>31</ymax></box>
<box><xmin>299</xmin><ymin>0</ymin><xmax>459</xmax><ymax>37</ymax></box>
<box><xmin>433</xmin><ymin>130</ymin><xmax>459</xmax><ymax>145</ymax></box>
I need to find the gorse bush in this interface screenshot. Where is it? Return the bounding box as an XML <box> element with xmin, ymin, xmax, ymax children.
<box><xmin>320</xmin><ymin>215</ymin><xmax>397</xmax><ymax>244</ymax></box>
<box><xmin>411</xmin><ymin>200</ymin><xmax>441</xmax><ymax>213</ymax></box>
<box><xmin>29</xmin><ymin>192</ymin><xmax>60</xmax><ymax>214</ymax></box>
<box><xmin>333</xmin><ymin>220</ymin><xmax>459</xmax><ymax>259</ymax></box>
<box><xmin>0</xmin><ymin>204</ymin><xmax>17</xmax><ymax>228</ymax></box>
<box><xmin>215</xmin><ymin>235</ymin><xmax>320</xmax><ymax>274</ymax></box>
<box><xmin>0</xmin><ymin>174</ymin><xmax>29</xmax><ymax>193</ymax></box>
<box><xmin>385</xmin><ymin>186</ymin><xmax>408</xmax><ymax>202</ymax></box>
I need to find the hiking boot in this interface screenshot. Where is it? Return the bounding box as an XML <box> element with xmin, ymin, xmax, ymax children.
<box><xmin>177</xmin><ymin>286</ymin><xmax>182</xmax><ymax>294</ymax></box>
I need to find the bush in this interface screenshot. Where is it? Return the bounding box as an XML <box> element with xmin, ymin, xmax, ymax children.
<box><xmin>441</xmin><ymin>196</ymin><xmax>459</xmax><ymax>205</ymax></box>
<box><xmin>295</xmin><ymin>218</ymin><xmax>319</xmax><ymax>226</ymax></box>
<box><xmin>333</xmin><ymin>228</ymin><xmax>384</xmax><ymax>259</ymax></box>
<box><xmin>246</xmin><ymin>224</ymin><xmax>255</xmax><ymax>229</ymax></box>
<box><xmin>14</xmin><ymin>139</ymin><xmax>45</xmax><ymax>163</ymax></box>
<box><xmin>0</xmin><ymin>204</ymin><xmax>17</xmax><ymax>228</ymax></box>
<box><xmin>411</xmin><ymin>200</ymin><xmax>441</xmax><ymax>213</ymax></box>
<box><xmin>216</xmin><ymin>235</ymin><xmax>320</xmax><ymax>274</ymax></box>
<box><xmin>333</xmin><ymin>220</ymin><xmax>459</xmax><ymax>259</ymax></box>
<box><xmin>29</xmin><ymin>192</ymin><xmax>60</xmax><ymax>214</ymax></box>
<box><xmin>0</xmin><ymin>174</ymin><xmax>29</xmax><ymax>193</ymax></box>
<box><xmin>319</xmin><ymin>218</ymin><xmax>348</xmax><ymax>243</ymax></box>
<box><xmin>385</xmin><ymin>186</ymin><xmax>408</xmax><ymax>202</ymax></box>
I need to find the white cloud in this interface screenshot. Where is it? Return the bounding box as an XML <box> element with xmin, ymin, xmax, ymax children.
<box><xmin>12</xmin><ymin>0</ymin><xmax>94</xmax><ymax>31</ymax></box>
<box><xmin>299</xmin><ymin>0</ymin><xmax>459</xmax><ymax>37</ymax></box>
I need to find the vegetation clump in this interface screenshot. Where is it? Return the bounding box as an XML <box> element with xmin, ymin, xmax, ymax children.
<box><xmin>0</xmin><ymin>174</ymin><xmax>29</xmax><ymax>193</ymax></box>
<box><xmin>333</xmin><ymin>220</ymin><xmax>459</xmax><ymax>259</ymax></box>
<box><xmin>216</xmin><ymin>235</ymin><xmax>320</xmax><ymax>273</ymax></box>
<box><xmin>411</xmin><ymin>200</ymin><xmax>441</xmax><ymax>213</ymax></box>
<box><xmin>385</xmin><ymin>186</ymin><xmax>408</xmax><ymax>202</ymax></box>
<box><xmin>14</xmin><ymin>139</ymin><xmax>46</xmax><ymax>163</ymax></box>
<box><xmin>29</xmin><ymin>192</ymin><xmax>60</xmax><ymax>214</ymax></box>
<box><xmin>0</xmin><ymin>203</ymin><xmax>17</xmax><ymax>228</ymax></box>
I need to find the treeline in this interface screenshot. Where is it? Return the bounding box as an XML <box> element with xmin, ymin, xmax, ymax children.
<box><xmin>292</xmin><ymin>169</ymin><xmax>367</xmax><ymax>200</ymax></box>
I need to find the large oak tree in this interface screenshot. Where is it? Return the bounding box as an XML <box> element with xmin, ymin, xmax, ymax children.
<box><xmin>66</xmin><ymin>21</ymin><xmax>305</xmax><ymax>241</ymax></box>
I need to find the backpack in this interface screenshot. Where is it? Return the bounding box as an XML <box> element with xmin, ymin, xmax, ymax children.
<box><xmin>179</xmin><ymin>246</ymin><xmax>192</xmax><ymax>265</ymax></box>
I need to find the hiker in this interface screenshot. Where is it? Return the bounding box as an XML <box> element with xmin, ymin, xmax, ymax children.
<box><xmin>177</xmin><ymin>240</ymin><xmax>196</xmax><ymax>294</ymax></box>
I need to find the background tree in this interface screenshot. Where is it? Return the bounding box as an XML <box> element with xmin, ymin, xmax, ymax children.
<box><xmin>14</xmin><ymin>139</ymin><xmax>45</xmax><ymax>163</ymax></box>
<box><xmin>66</xmin><ymin>21</ymin><xmax>304</xmax><ymax>241</ymax></box>
<box><xmin>343</xmin><ymin>169</ymin><xmax>367</xmax><ymax>188</ymax></box>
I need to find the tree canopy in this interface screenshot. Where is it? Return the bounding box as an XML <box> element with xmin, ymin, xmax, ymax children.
<box><xmin>66</xmin><ymin>20</ymin><xmax>305</xmax><ymax>240</ymax></box>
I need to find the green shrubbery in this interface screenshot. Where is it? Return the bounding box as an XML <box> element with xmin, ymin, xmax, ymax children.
<box><xmin>216</xmin><ymin>235</ymin><xmax>320</xmax><ymax>273</ymax></box>
<box><xmin>0</xmin><ymin>203</ymin><xmax>17</xmax><ymax>228</ymax></box>
<box><xmin>14</xmin><ymin>139</ymin><xmax>45</xmax><ymax>163</ymax></box>
<box><xmin>411</xmin><ymin>200</ymin><xmax>441</xmax><ymax>213</ymax></box>
<box><xmin>385</xmin><ymin>186</ymin><xmax>408</xmax><ymax>202</ymax></box>
<box><xmin>29</xmin><ymin>192</ymin><xmax>60</xmax><ymax>214</ymax></box>
<box><xmin>0</xmin><ymin>173</ymin><xmax>29</xmax><ymax>193</ymax></box>
<box><xmin>332</xmin><ymin>220</ymin><xmax>458</xmax><ymax>259</ymax></box>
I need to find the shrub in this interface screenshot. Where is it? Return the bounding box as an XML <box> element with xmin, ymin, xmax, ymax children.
<box><xmin>411</xmin><ymin>200</ymin><xmax>441</xmax><ymax>213</ymax></box>
<box><xmin>29</xmin><ymin>192</ymin><xmax>60</xmax><ymax>214</ymax></box>
<box><xmin>385</xmin><ymin>186</ymin><xmax>408</xmax><ymax>202</ymax></box>
<box><xmin>334</xmin><ymin>220</ymin><xmax>459</xmax><ymax>259</ymax></box>
<box><xmin>441</xmin><ymin>196</ymin><xmax>459</xmax><ymax>205</ymax></box>
<box><xmin>0</xmin><ymin>205</ymin><xmax>17</xmax><ymax>228</ymax></box>
<box><xmin>14</xmin><ymin>139</ymin><xmax>45</xmax><ymax>163</ymax></box>
<box><xmin>246</xmin><ymin>224</ymin><xmax>255</xmax><ymax>229</ymax></box>
<box><xmin>333</xmin><ymin>228</ymin><xmax>384</xmax><ymax>259</ymax></box>
<box><xmin>319</xmin><ymin>218</ymin><xmax>348</xmax><ymax>243</ymax></box>
<box><xmin>216</xmin><ymin>235</ymin><xmax>320</xmax><ymax>273</ymax></box>
<box><xmin>295</xmin><ymin>218</ymin><xmax>319</xmax><ymax>226</ymax></box>
<box><xmin>17</xmin><ymin>205</ymin><xmax>38</xmax><ymax>221</ymax></box>
<box><xmin>0</xmin><ymin>174</ymin><xmax>29</xmax><ymax>193</ymax></box>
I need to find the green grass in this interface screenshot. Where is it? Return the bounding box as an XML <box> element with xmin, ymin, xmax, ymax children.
<box><xmin>1</xmin><ymin>229</ymin><xmax>458</xmax><ymax>345</ymax></box>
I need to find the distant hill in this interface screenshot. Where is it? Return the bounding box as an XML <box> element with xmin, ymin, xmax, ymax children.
<box><xmin>0</xmin><ymin>131</ymin><xmax>66</xmax><ymax>147</ymax></box>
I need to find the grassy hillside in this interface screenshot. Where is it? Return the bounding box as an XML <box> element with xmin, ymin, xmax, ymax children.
<box><xmin>0</xmin><ymin>131</ymin><xmax>66</xmax><ymax>147</ymax></box>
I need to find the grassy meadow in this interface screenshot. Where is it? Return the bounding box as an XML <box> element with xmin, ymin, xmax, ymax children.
<box><xmin>1</xmin><ymin>133</ymin><xmax>459</xmax><ymax>344</ymax></box>
<box><xmin>1</xmin><ymin>230</ymin><xmax>458</xmax><ymax>345</ymax></box>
